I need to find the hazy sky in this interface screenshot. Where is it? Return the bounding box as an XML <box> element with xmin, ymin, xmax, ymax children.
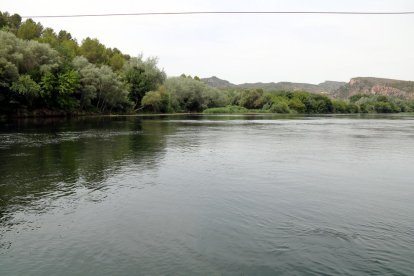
<box><xmin>2</xmin><ymin>0</ymin><xmax>414</xmax><ymax>84</ymax></box>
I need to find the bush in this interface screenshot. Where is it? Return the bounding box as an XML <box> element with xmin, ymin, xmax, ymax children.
<box><xmin>332</xmin><ymin>100</ymin><xmax>350</xmax><ymax>113</ymax></box>
<box><xmin>374</xmin><ymin>102</ymin><xmax>397</xmax><ymax>113</ymax></box>
<box><xmin>239</xmin><ymin>89</ymin><xmax>265</xmax><ymax>109</ymax></box>
<box><xmin>203</xmin><ymin>105</ymin><xmax>249</xmax><ymax>114</ymax></box>
<box><xmin>288</xmin><ymin>98</ymin><xmax>306</xmax><ymax>113</ymax></box>
<box><xmin>270</xmin><ymin>101</ymin><xmax>290</xmax><ymax>113</ymax></box>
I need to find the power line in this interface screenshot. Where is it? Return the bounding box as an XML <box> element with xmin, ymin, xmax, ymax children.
<box><xmin>21</xmin><ymin>11</ymin><xmax>414</xmax><ymax>19</ymax></box>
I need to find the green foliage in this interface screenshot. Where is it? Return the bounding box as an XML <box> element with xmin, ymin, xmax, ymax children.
<box><xmin>124</xmin><ymin>57</ymin><xmax>166</xmax><ymax>108</ymax></box>
<box><xmin>374</xmin><ymin>101</ymin><xmax>399</xmax><ymax>113</ymax></box>
<box><xmin>141</xmin><ymin>86</ymin><xmax>174</xmax><ymax>113</ymax></box>
<box><xmin>262</xmin><ymin>91</ymin><xmax>334</xmax><ymax>114</ymax></box>
<box><xmin>141</xmin><ymin>91</ymin><xmax>162</xmax><ymax>112</ymax></box>
<box><xmin>332</xmin><ymin>100</ymin><xmax>350</xmax><ymax>113</ymax></box>
<box><xmin>0</xmin><ymin>57</ymin><xmax>19</xmax><ymax>88</ymax></box>
<box><xmin>407</xmin><ymin>101</ymin><xmax>414</xmax><ymax>112</ymax></box>
<box><xmin>72</xmin><ymin>57</ymin><xmax>130</xmax><ymax>112</ymax></box>
<box><xmin>55</xmin><ymin>70</ymin><xmax>80</xmax><ymax>110</ymax></box>
<box><xmin>39</xmin><ymin>70</ymin><xmax>80</xmax><ymax>110</ymax></box>
<box><xmin>72</xmin><ymin>56</ymin><xmax>98</xmax><ymax>109</ymax></box>
<box><xmin>288</xmin><ymin>98</ymin><xmax>306</xmax><ymax>113</ymax></box>
<box><xmin>96</xmin><ymin>65</ymin><xmax>130</xmax><ymax>112</ymax></box>
<box><xmin>38</xmin><ymin>28</ymin><xmax>58</xmax><ymax>47</ymax></box>
<box><xmin>17</xmin><ymin>19</ymin><xmax>43</xmax><ymax>40</ymax></box>
<box><xmin>239</xmin><ymin>89</ymin><xmax>265</xmax><ymax>109</ymax></box>
<box><xmin>0</xmin><ymin>31</ymin><xmax>61</xmax><ymax>76</ymax></box>
<box><xmin>349</xmin><ymin>94</ymin><xmax>368</xmax><ymax>103</ymax></box>
<box><xmin>0</xmin><ymin>12</ymin><xmax>164</xmax><ymax>115</ymax></box>
<box><xmin>11</xmin><ymin>74</ymin><xmax>40</xmax><ymax>96</ymax></box>
<box><xmin>110</xmin><ymin>53</ymin><xmax>125</xmax><ymax>71</ymax></box>
<box><xmin>0</xmin><ymin>11</ymin><xmax>22</xmax><ymax>33</ymax></box>
<box><xmin>303</xmin><ymin>94</ymin><xmax>333</xmax><ymax>113</ymax></box>
<box><xmin>58</xmin><ymin>30</ymin><xmax>72</xmax><ymax>41</ymax></box>
<box><xmin>1</xmin><ymin>10</ymin><xmax>414</xmax><ymax>116</ymax></box>
<box><xmin>164</xmin><ymin>77</ymin><xmax>224</xmax><ymax>112</ymax></box>
<box><xmin>350</xmin><ymin>94</ymin><xmax>406</xmax><ymax>113</ymax></box>
<box><xmin>270</xmin><ymin>100</ymin><xmax>290</xmax><ymax>113</ymax></box>
<box><xmin>165</xmin><ymin>77</ymin><xmax>204</xmax><ymax>112</ymax></box>
<box><xmin>57</xmin><ymin>70</ymin><xmax>79</xmax><ymax>95</ymax></box>
<box><xmin>10</xmin><ymin>75</ymin><xmax>40</xmax><ymax>106</ymax></box>
<box><xmin>79</xmin><ymin>37</ymin><xmax>107</xmax><ymax>64</ymax></box>
<box><xmin>203</xmin><ymin>105</ymin><xmax>250</xmax><ymax>114</ymax></box>
<box><xmin>57</xmin><ymin>39</ymin><xmax>79</xmax><ymax>60</ymax></box>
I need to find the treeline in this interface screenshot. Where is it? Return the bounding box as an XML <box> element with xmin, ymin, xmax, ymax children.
<box><xmin>1</xmin><ymin>11</ymin><xmax>414</xmax><ymax>116</ymax></box>
<box><xmin>142</xmin><ymin>77</ymin><xmax>414</xmax><ymax>114</ymax></box>
<box><xmin>0</xmin><ymin>11</ymin><xmax>165</xmax><ymax>116</ymax></box>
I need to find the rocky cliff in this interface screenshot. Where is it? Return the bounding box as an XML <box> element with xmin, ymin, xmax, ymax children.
<box><xmin>333</xmin><ymin>77</ymin><xmax>414</xmax><ymax>99</ymax></box>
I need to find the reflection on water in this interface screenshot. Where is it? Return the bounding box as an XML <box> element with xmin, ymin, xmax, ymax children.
<box><xmin>0</xmin><ymin>117</ymin><xmax>175</xmax><ymax>227</ymax></box>
<box><xmin>1</xmin><ymin>114</ymin><xmax>414</xmax><ymax>275</ymax></box>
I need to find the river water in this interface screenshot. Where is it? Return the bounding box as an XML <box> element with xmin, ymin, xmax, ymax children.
<box><xmin>0</xmin><ymin>115</ymin><xmax>413</xmax><ymax>275</ymax></box>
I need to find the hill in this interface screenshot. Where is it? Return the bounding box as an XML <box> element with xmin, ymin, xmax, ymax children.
<box><xmin>202</xmin><ymin>76</ymin><xmax>414</xmax><ymax>99</ymax></box>
<box><xmin>201</xmin><ymin>77</ymin><xmax>346</xmax><ymax>94</ymax></box>
<box><xmin>332</xmin><ymin>77</ymin><xmax>414</xmax><ymax>99</ymax></box>
<box><xmin>201</xmin><ymin>76</ymin><xmax>235</xmax><ymax>88</ymax></box>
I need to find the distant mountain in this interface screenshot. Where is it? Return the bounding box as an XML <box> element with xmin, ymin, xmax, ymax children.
<box><xmin>201</xmin><ymin>76</ymin><xmax>235</xmax><ymax>88</ymax></box>
<box><xmin>237</xmin><ymin>81</ymin><xmax>346</xmax><ymax>94</ymax></box>
<box><xmin>201</xmin><ymin>76</ymin><xmax>346</xmax><ymax>94</ymax></box>
<box><xmin>318</xmin><ymin>81</ymin><xmax>348</xmax><ymax>93</ymax></box>
<box><xmin>202</xmin><ymin>76</ymin><xmax>414</xmax><ymax>99</ymax></box>
<box><xmin>332</xmin><ymin>77</ymin><xmax>414</xmax><ymax>99</ymax></box>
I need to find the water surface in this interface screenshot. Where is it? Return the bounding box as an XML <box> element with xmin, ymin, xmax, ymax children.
<box><xmin>1</xmin><ymin>115</ymin><xmax>414</xmax><ymax>275</ymax></box>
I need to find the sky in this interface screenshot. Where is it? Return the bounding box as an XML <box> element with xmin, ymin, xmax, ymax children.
<box><xmin>2</xmin><ymin>0</ymin><xmax>414</xmax><ymax>84</ymax></box>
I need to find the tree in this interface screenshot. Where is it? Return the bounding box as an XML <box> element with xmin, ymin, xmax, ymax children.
<box><xmin>332</xmin><ymin>99</ymin><xmax>350</xmax><ymax>113</ymax></box>
<box><xmin>302</xmin><ymin>94</ymin><xmax>333</xmax><ymax>113</ymax></box>
<box><xmin>57</xmin><ymin>39</ymin><xmax>79</xmax><ymax>60</ymax></box>
<box><xmin>0</xmin><ymin>57</ymin><xmax>19</xmax><ymax>88</ymax></box>
<box><xmin>0</xmin><ymin>12</ymin><xmax>21</xmax><ymax>33</ymax></box>
<box><xmin>288</xmin><ymin>98</ymin><xmax>306</xmax><ymax>113</ymax></box>
<box><xmin>37</xmin><ymin>68</ymin><xmax>80</xmax><ymax>110</ymax></box>
<box><xmin>72</xmin><ymin>57</ymin><xmax>98</xmax><ymax>109</ymax></box>
<box><xmin>17</xmin><ymin>19</ymin><xmax>43</xmax><ymax>40</ymax></box>
<box><xmin>239</xmin><ymin>89</ymin><xmax>265</xmax><ymax>109</ymax></box>
<box><xmin>0</xmin><ymin>12</ymin><xmax>7</xmax><ymax>28</ymax></box>
<box><xmin>374</xmin><ymin>101</ymin><xmax>395</xmax><ymax>113</ymax></box>
<box><xmin>164</xmin><ymin>77</ymin><xmax>219</xmax><ymax>112</ymax></box>
<box><xmin>123</xmin><ymin>56</ymin><xmax>166</xmax><ymax>109</ymax></box>
<box><xmin>268</xmin><ymin>96</ymin><xmax>290</xmax><ymax>113</ymax></box>
<box><xmin>110</xmin><ymin>53</ymin><xmax>125</xmax><ymax>71</ymax></box>
<box><xmin>38</xmin><ymin>28</ymin><xmax>58</xmax><ymax>47</ymax></box>
<box><xmin>73</xmin><ymin>56</ymin><xmax>130</xmax><ymax>112</ymax></box>
<box><xmin>58</xmin><ymin>30</ymin><xmax>72</xmax><ymax>41</ymax></box>
<box><xmin>11</xmin><ymin>74</ymin><xmax>40</xmax><ymax>106</ymax></box>
<box><xmin>141</xmin><ymin>86</ymin><xmax>177</xmax><ymax>113</ymax></box>
<box><xmin>0</xmin><ymin>31</ymin><xmax>61</xmax><ymax>77</ymax></box>
<box><xmin>79</xmin><ymin>37</ymin><xmax>107</xmax><ymax>64</ymax></box>
<box><xmin>56</xmin><ymin>70</ymin><xmax>80</xmax><ymax>109</ymax></box>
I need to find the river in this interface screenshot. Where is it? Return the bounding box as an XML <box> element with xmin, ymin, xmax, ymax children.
<box><xmin>1</xmin><ymin>114</ymin><xmax>413</xmax><ymax>275</ymax></box>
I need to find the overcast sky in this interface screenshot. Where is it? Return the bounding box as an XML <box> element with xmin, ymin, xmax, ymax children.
<box><xmin>2</xmin><ymin>0</ymin><xmax>414</xmax><ymax>84</ymax></box>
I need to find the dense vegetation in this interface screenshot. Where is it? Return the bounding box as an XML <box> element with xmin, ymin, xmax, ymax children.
<box><xmin>1</xmin><ymin>10</ymin><xmax>414</xmax><ymax>116</ymax></box>
<box><xmin>0</xmin><ymin>11</ymin><xmax>165</xmax><ymax>116</ymax></box>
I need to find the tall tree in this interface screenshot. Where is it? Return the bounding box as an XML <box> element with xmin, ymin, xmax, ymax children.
<box><xmin>16</xmin><ymin>19</ymin><xmax>43</xmax><ymax>40</ymax></box>
<box><xmin>123</xmin><ymin>56</ymin><xmax>166</xmax><ymax>109</ymax></box>
<box><xmin>79</xmin><ymin>37</ymin><xmax>107</xmax><ymax>64</ymax></box>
